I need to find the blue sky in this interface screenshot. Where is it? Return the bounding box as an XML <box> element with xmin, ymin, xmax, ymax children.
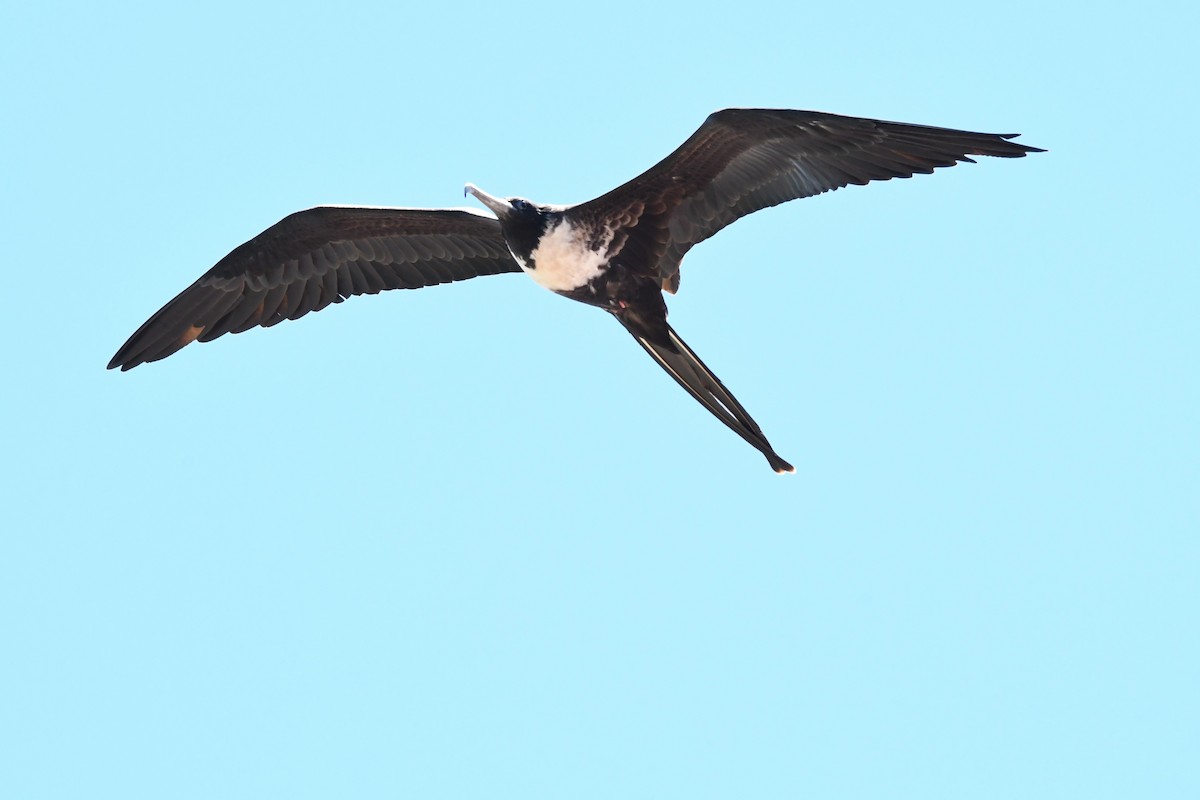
<box><xmin>2</xmin><ymin>1</ymin><xmax>1196</xmax><ymax>798</ymax></box>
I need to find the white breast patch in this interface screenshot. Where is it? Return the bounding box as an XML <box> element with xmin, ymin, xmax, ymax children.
<box><xmin>521</xmin><ymin>219</ymin><xmax>610</xmax><ymax>293</ymax></box>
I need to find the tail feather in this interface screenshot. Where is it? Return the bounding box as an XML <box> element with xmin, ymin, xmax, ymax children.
<box><xmin>619</xmin><ymin>319</ymin><xmax>794</xmax><ymax>473</ymax></box>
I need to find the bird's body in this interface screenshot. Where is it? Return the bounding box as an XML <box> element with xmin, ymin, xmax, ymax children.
<box><xmin>109</xmin><ymin>109</ymin><xmax>1043</xmax><ymax>472</ymax></box>
<box><xmin>515</xmin><ymin>217</ymin><xmax>606</xmax><ymax>293</ymax></box>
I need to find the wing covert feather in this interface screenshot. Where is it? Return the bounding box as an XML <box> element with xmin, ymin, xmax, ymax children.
<box><xmin>573</xmin><ymin>109</ymin><xmax>1043</xmax><ymax>292</ymax></box>
<box><xmin>108</xmin><ymin>207</ymin><xmax>519</xmax><ymax>370</ymax></box>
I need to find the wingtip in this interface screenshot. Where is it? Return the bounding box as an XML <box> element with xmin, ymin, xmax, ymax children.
<box><xmin>769</xmin><ymin>454</ymin><xmax>795</xmax><ymax>474</ymax></box>
<box><xmin>107</xmin><ymin>351</ymin><xmax>136</xmax><ymax>371</ymax></box>
<box><xmin>998</xmin><ymin>133</ymin><xmax>1047</xmax><ymax>154</ymax></box>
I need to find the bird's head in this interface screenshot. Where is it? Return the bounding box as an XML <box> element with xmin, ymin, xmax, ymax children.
<box><xmin>464</xmin><ymin>183</ymin><xmax>555</xmax><ymax>267</ymax></box>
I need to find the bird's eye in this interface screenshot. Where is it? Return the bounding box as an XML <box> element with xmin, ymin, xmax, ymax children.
<box><xmin>511</xmin><ymin>199</ymin><xmax>529</xmax><ymax>211</ymax></box>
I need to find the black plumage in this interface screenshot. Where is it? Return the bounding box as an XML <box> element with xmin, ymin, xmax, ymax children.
<box><xmin>574</xmin><ymin>109</ymin><xmax>1042</xmax><ymax>295</ymax></box>
<box><xmin>108</xmin><ymin>208</ymin><xmax>518</xmax><ymax>369</ymax></box>
<box><xmin>109</xmin><ymin>109</ymin><xmax>1043</xmax><ymax>472</ymax></box>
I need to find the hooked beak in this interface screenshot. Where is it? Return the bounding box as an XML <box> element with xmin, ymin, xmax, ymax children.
<box><xmin>464</xmin><ymin>183</ymin><xmax>512</xmax><ymax>219</ymax></box>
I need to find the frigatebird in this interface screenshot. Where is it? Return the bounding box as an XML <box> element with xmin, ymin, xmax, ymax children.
<box><xmin>108</xmin><ymin>109</ymin><xmax>1042</xmax><ymax>472</ymax></box>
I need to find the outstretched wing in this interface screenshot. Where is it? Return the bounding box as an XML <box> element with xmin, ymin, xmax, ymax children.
<box><xmin>108</xmin><ymin>206</ymin><xmax>519</xmax><ymax>370</ymax></box>
<box><xmin>574</xmin><ymin>109</ymin><xmax>1044</xmax><ymax>292</ymax></box>
<box><xmin>616</xmin><ymin>317</ymin><xmax>794</xmax><ymax>474</ymax></box>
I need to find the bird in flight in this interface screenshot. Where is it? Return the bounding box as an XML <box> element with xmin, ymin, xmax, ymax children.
<box><xmin>108</xmin><ymin>109</ymin><xmax>1042</xmax><ymax>472</ymax></box>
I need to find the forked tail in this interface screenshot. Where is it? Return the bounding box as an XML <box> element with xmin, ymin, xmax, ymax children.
<box><xmin>618</xmin><ymin>319</ymin><xmax>794</xmax><ymax>473</ymax></box>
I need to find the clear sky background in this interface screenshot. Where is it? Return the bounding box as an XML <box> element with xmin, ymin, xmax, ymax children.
<box><xmin>2</xmin><ymin>2</ymin><xmax>1196</xmax><ymax>798</ymax></box>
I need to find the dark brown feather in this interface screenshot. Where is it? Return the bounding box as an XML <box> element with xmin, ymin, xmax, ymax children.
<box><xmin>617</xmin><ymin>317</ymin><xmax>794</xmax><ymax>474</ymax></box>
<box><xmin>571</xmin><ymin>109</ymin><xmax>1043</xmax><ymax>293</ymax></box>
<box><xmin>108</xmin><ymin>207</ymin><xmax>519</xmax><ymax>370</ymax></box>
